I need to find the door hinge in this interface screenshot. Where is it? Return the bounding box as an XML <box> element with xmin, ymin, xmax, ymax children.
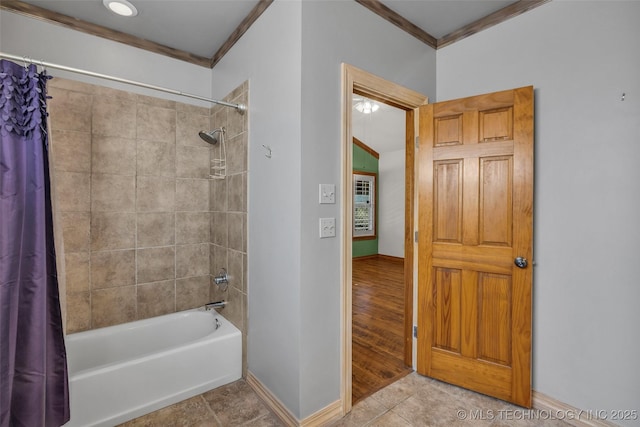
<box><xmin>415</xmin><ymin>136</ymin><xmax>420</xmax><ymax>148</ymax></box>
<box><xmin>413</xmin><ymin>325</ymin><xmax>418</xmax><ymax>338</ymax></box>
<box><xmin>414</xmin><ymin>231</ymin><xmax>418</xmax><ymax>242</ymax></box>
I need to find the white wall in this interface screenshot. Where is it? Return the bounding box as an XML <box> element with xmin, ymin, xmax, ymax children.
<box><xmin>1</xmin><ymin>2</ymin><xmax>434</xmax><ymax>420</ymax></box>
<box><xmin>378</xmin><ymin>149</ymin><xmax>405</xmax><ymax>258</ymax></box>
<box><xmin>216</xmin><ymin>0</ymin><xmax>437</xmax><ymax>419</ymax></box>
<box><xmin>437</xmin><ymin>2</ymin><xmax>640</xmax><ymax>424</ymax></box>
<box><xmin>13</xmin><ymin>1</ymin><xmax>630</xmax><ymax>422</ymax></box>
<box><xmin>299</xmin><ymin>0</ymin><xmax>435</xmax><ymax>418</ymax></box>
<box><xmin>0</xmin><ymin>10</ymin><xmax>212</xmax><ymax>106</ymax></box>
<box><xmin>210</xmin><ymin>1</ymin><xmax>304</xmax><ymax>416</ymax></box>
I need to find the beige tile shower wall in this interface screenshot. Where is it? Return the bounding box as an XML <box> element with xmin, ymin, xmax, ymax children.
<box><xmin>209</xmin><ymin>82</ymin><xmax>248</xmax><ymax>374</ymax></box>
<box><xmin>48</xmin><ymin>77</ymin><xmax>215</xmax><ymax>333</ymax></box>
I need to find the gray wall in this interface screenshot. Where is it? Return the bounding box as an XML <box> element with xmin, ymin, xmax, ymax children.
<box><xmin>436</xmin><ymin>2</ymin><xmax>640</xmax><ymax>425</ymax></box>
<box><xmin>299</xmin><ymin>1</ymin><xmax>435</xmax><ymax>417</ymax></box>
<box><xmin>6</xmin><ymin>0</ymin><xmax>636</xmax><ymax>423</ymax></box>
<box><xmin>211</xmin><ymin>1</ymin><xmax>304</xmax><ymax>416</ymax></box>
<box><xmin>0</xmin><ymin>10</ymin><xmax>212</xmax><ymax>105</ymax></box>
<box><xmin>212</xmin><ymin>0</ymin><xmax>436</xmax><ymax>419</ymax></box>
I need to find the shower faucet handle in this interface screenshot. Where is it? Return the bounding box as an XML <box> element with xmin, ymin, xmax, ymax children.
<box><xmin>213</xmin><ymin>268</ymin><xmax>228</xmax><ymax>286</ymax></box>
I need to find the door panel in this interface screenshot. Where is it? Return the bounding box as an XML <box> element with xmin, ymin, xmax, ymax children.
<box><xmin>417</xmin><ymin>86</ymin><xmax>533</xmax><ymax>407</ymax></box>
<box><xmin>433</xmin><ymin>160</ymin><xmax>463</xmax><ymax>243</ymax></box>
<box><xmin>477</xmin><ymin>272</ymin><xmax>512</xmax><ymax>365</ymax></box>
<box><xmin>433</xmin><ymin>267</ymin><xmax>462</xmax><ymax>353</ymax></box>
<box><xmin>479</xmin><ymin>156</ymin><xmax>513</xmax><ymax>246</ymax></box>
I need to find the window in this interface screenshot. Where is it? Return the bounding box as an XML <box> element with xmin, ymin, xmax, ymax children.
<box><xmin>353</xmin><ymin>172</ymin><xmax>376</xmax><ymax>239</ymax></box>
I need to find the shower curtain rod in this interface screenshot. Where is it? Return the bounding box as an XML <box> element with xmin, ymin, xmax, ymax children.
<box><xmin>0</xmin><ymin>52</ymin><xmax>246</xmax><ymax>114</ymax></box>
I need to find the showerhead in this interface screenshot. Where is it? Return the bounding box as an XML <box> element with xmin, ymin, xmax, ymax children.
<box><xmin>199</xmin><ymin>128</ymin><xmax>224</xmax><ymax>145</ymax></box>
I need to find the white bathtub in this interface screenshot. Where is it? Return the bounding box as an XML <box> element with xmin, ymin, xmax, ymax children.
<box><xmin>63</xmin><ymin>308</ymin><xmax>241</xmax><ymax>427</ymax></box>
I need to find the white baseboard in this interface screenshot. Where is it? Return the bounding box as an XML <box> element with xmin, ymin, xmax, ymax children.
<box><xmin>247</xmin><ymin>374</ymin><xmax>620</xmax><ymax>427</ymax></box>
<box><xmin>246</xmin><ymin>371</ymin><xmax>343</xmax><ymax>427</ymax></box>
<box><xmin>533</xmin><ymin>391</ymin><xmax>619</xmax><ymax>427</ymax></box>
<box><xmin>246</xmin><ymin>372</ymin><xmax>298</xmax><ymax>427</ymax></box>
<box><xmin>300</xmin><ymin>400</ymin><xmax>343</xmax><ymax>427</ymax></box>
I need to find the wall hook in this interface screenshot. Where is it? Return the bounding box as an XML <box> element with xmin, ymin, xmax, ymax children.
<box><xmin>262</xmin><ymin>145</ymin><xmax>272</xmax><ymax>159</ymax></box>
<box><xmin>621</xmin><ymin>93</ymin><xmax>626</xmax><ymax>101</ymax></box>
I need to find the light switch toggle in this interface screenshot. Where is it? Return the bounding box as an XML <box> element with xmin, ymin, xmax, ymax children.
<box><xmin>319</xmin><ymin>218</ymin><xmax>336</xmax><ymax>238</ymax></box>
<box><xmin>319</xmin><ymin>184</ymin><xmax>336</xmax><ymax>204</ymax></box>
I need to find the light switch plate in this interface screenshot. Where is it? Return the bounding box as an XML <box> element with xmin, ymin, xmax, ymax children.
<box><xmin>319</xmin><ymin>184</ymin><xmax>336</xmax><ymax>204</ymax></box>
<box><xmin>319</xmin><ymin>217</ymin><xmax>336</xmax><ymax>238</ymax></box>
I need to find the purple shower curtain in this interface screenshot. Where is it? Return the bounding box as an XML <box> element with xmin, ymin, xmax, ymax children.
<box><xmin>0</xmin><ymin>60</ymin><xmax>69</xmax><ymax>426</ymax></box>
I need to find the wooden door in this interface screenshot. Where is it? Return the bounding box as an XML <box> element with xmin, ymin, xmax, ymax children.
<box><xmin>417</xmin><ymin>86</ymin><xmax>534</xmax><ymax>407</ymax></box>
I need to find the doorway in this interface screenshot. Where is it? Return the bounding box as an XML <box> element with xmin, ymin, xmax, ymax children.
<box><xmin>351</xmin><ymin>95</ymin><xmax>410</xmax><ymax>403</ymax></box>
<box><xmin>341</xmin><ymin>66</ymin><xmax>534</xmax><ymax>413</ymax></box>
<box><xmin>341</xmin><ymin>63</ymin><xmax>428</xmax><ymax>413</ymax></box>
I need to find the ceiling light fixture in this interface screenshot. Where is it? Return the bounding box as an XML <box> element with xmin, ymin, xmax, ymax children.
<box><xmin>103</xmin><ymin>0</ymin><xmax>138</xmax><ymax>17</ymax></box>
<box><xmin>354</xmin><ymin>100</ymin><xmax>379</xmax><ymax>114</ymax></box>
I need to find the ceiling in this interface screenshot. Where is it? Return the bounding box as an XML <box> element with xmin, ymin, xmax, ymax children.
<box><xmin>2</xmin><ymin>0</ymin><xmax>548</xmax><ymax>153</ymax></box>
<box><xmin>352</xmin><ymin>96</ymin><xmax>405</xmax><ymax>155</ymax></box>
<box><xmin>381</xmin><ymin>0</ymin><xmax>514</xmax><ymax>39</ymax></box>
<box><xmin>3</xmin><ymin>0</ymin><xmax>549</xmax><ymax>68</ymax></box>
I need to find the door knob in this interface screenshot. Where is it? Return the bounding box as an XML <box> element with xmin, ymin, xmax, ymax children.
<box><xmin>514</xmin><ymin>257</ymin><xmax>528</xmax><ymax>269</ymax></box>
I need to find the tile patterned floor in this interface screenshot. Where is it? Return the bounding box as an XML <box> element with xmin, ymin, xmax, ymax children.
<box><xmin>118</xmin><ymin>380</ymin><xmax>282</xmax><ymax>427</ymax></box>
<box><xmin>120</xmin><ymin>373</ymin><xmax>572</xmax><ymax>427</ymax></box>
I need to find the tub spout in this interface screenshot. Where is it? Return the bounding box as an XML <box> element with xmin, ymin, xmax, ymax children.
<box><xmin>205</xmin><ymin>300</ymin><xmax>227</xmax><ymax>310</ymax></box>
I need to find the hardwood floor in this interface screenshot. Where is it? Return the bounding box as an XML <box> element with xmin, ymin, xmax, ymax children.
<box><xmin>352</xmin><ymin>255</ymin><xmax>412</xmax><ymax>404</ymax></box>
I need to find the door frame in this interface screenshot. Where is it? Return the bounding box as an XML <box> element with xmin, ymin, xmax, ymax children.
<box><xmin>340</xmin><ymin>63</ymin><xmax>427</xmax><ymax>413</ymax></box>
